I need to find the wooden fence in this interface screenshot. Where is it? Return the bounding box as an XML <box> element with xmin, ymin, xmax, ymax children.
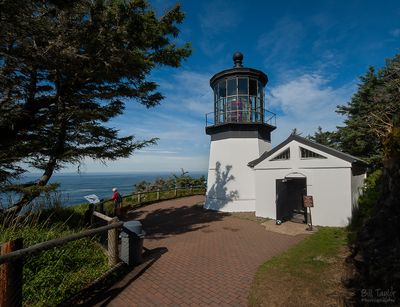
<box><xmin>126</xmin><ymin>185</ymin><xmax>205</xmax><ymax>204</ymax></box>
<box><xmin>94</xmin><ymin>185</ymin><xmax>205</xmax><ymax>214</ymax></box>
<box><xmin>0</xmin><ymin>187</ymin><xmax>205</xmax><ymax>306</ymax></box>
<box><xmin>0</xmin><ymin>215</ymin><xmax>122</xmax><ymax>307</ymax></box>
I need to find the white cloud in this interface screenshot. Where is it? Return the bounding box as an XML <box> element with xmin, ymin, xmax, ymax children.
<box><xmin>270</xmin><ymin>74</ymin><xmax>350</xmax><ymax>115</ymax></box>
<box><xmin>269</xmin><ymin>73</ymin><xmax>355</xmax><ymax>144</ymax></box>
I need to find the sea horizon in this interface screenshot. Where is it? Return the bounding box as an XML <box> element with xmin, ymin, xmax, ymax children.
<box><xmin>1</xmin><ymin>170</ymin><xmax>207</xmax><ymax>208</ymax></box>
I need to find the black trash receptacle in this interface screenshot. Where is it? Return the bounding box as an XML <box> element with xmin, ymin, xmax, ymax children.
<box><xmin>120</xmin><ymin>221</ymin><xmax>145</xmax><ymax>266</ymax></box>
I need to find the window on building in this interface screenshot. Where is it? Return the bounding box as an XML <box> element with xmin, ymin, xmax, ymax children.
<box><xmin>270</xmin><ymin>148</ymin><xmax>290</xmax><ymax>161</ymax></box>
<box><xmin>300</xmin><ymin>147</ymin><xmax>327</xmax><ymax>159</ymax></box>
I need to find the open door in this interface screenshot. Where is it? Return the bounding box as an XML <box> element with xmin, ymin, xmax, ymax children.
<box><xmin>276</xmin><ymin>178</ymin><xmax>307</xmax><ymax>223</ymax></box>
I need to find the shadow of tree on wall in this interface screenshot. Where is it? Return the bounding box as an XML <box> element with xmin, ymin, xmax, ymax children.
<box><xmin>205</xmin><ymin>161</ymin><xmax>239</xmax><ymax>210</ymax></box>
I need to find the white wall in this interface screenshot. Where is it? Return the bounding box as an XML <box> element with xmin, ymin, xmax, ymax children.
<box><xmin>351</xmin><ymin>173</ymin><xmax>366</xmax><ymax>210</ymax></box>
<box><xmin>306</xmin><ymin>168</ymin><xmax>352</xmax><ymax>226</ymax></box>
<box><xmin>205</xmin><ymin>137</ymin><xmax>271</xmax><ymax>212</ymax></box>
<box><xmin>255</xmin><ymin>167</ymin><xmax>353</xmax><ymax>226</ymax></box>
<box><xmin>254</xmin><ymin>140</ymin><xmax>355</xmax><ymax>226</ymax></box>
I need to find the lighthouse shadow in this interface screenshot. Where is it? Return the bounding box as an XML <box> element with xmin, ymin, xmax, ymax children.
<box><xmin>205</xmin><ymin>161</ymin><xmax>239</xmax><ymax>211</ymax></box>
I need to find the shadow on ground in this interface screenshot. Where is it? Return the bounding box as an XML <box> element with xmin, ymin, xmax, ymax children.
<box><xmin>123</xmin><ymin>203</ymin><xmax>229</xmax><ymax>240</ymax></box>
<box><xmin>62</xmin><ymin>247</ymin><xmax>168</xmax><ymax>306</ymax></box>
<box><xmin>63</xmin><ymin>197</ymin><xmax>228</xmax><ymax>305</ymax></box>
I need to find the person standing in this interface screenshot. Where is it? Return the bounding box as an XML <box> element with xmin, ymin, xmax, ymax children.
<box><xmin>111</xmin><ymin>187</ymin><xmax>123</xmax><ymax>217</ymax></box>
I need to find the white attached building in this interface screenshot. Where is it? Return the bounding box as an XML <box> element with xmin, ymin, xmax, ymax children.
<box><xmin>248</xmin><ymin>134</ymin><xmax>367</xmax><ymax>226</ymax></box>
<box><xmin>204</xmin><ymin>52</ymin><xmax>367</xmax><ymax>226</ymax></box>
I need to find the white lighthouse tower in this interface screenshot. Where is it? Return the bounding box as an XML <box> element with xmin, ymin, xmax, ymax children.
<box><xmin>204</xmin><ymin>52</ymin><xmax>276</xmax><ymax>212</ymax></box>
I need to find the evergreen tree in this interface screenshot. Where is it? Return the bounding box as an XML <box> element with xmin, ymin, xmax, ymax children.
<box><xmin>0</xmin><ymin>0</ymin><xmax>191</xmax><ymax>212</ymax></box>
<box><xmin>307</xmin><ymin>126</ymin><xmax>339</xmax><ymax>148</ymax></box>
<box><xmin>335</xmin><ymin>67</ymin><xmax>384</xmax><ymax>165</ymax></box>
<box><xmin>349</xmin><ymin>54</ymin><xmax>400</xmax><ymax>304</ymax></box>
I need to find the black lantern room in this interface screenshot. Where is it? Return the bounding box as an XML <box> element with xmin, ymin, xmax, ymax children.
<box><xmin>205</xmin><ymin>52</ymin><xmax>276</xmax><ymax>141</ymax></box>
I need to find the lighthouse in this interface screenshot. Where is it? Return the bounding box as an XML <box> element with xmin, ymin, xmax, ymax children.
<box><xmin>204</xmin><ymin>52</ymin><xmax>276</xmax><ymax>212</ymax></box>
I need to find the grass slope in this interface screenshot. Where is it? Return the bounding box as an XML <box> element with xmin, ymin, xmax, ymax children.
<box><xmin>249</xmin><ymin>227</ymin><xmax>349</xmax><ymax>306</ymax></box>
<box><xmin>1</xmin><ymin>208</ymin><xmax>109</xmax><ymax>306</ymax></box>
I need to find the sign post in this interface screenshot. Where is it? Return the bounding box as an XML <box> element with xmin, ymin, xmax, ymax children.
<box><xmin>303</xmin><ymin>195</ymin><xmax>314</xmax><ymax>231</ymax></box>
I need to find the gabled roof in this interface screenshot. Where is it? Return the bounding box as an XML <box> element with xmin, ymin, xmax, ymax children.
<box><xmin>248</xmin><ymin>134</ymin><xmax>368</xmax><ymax>167</ymax></box>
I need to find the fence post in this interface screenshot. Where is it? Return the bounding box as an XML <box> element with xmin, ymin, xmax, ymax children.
<box><xmin>137</xmin><ymin>192</ymin><xmax>141</xmax><ymax>204</ymax></box>
<box><xmin>84</xmin><ymin>203</ymin><xmax>94</xmax><ymax>227</ymax></box>
<box><xmin>156</xmin><ymin>190</ymin><xmax>160</xmax><ymax>200</ymax></box>
<box><xmin>174</xmin><ymin>188</ymin><xmax>177</xmax><ymax>197</ymax></box>
<box><xmin>107</xmin><ymin>218</ymin><xmax>119</xmax><ymax>266</ymax></box>
<box><xmin>99</xmin><ymin>201</ymin><xmax>104</xmax><ymax>214</ymax></box>
<box><xmin>190</xmin><ymin>186</ymin><xmax>193</xmax><ymax>194</ymax></box>
<box><xmin>0</xmin><ymin>238</ymin><xmax>23</xmax><ymax>307</ymax></box>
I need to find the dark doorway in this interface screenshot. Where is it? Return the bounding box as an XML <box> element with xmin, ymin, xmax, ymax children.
<box><xmin>276</xmin><ymin>178</ymin><xmax>307</xmax><ymax>223</ymax></box>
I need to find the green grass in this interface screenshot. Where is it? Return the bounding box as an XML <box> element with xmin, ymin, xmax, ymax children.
<box><xmin>258</xmin><ymin>227</ymin><xmax>346</xmax><ymax>274</ymax></box>
<box><xmin>249</xmin><ymin>227</ymin><xmax>349</xmax><ymax>306</ymax></box>
<box><xmin>1</xmin><ymin>209</ymin><xmax>109</xmax><ymax>307</ymax></box>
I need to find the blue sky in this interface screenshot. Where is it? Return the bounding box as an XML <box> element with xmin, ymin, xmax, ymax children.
<box><xmin>67</xmin><ymin>0</ymin><xmax>400</xmax><ymax>173</ymax></box>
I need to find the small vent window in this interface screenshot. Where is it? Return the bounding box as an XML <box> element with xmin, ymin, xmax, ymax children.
<box><xmin>300</xmin><ymin>147</ymin><xmax>326</xmax><ymax>159</ymax></box>
<box><xmin>270</xmin><ymin>148</ymin><xmax>290</xmax><ymax>161</ymax></box>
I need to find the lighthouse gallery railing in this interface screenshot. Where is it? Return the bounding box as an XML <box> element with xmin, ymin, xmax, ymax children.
<box><xmin>205</xmin><ymin>109</ymin><xmax>276</xmax><ymax>127</ymax></box>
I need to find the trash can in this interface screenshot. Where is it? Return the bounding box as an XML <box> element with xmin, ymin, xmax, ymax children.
<box><xmin>120</xmin><ymin>221</ymin><xmax>145</xmax><ymax>266</ymax></box>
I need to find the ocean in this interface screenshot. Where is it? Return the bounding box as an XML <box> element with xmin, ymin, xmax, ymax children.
<box><xmin>1</xmin><ymin>171</ymin><xmax>206</xmax><ymax>208</ymax></box>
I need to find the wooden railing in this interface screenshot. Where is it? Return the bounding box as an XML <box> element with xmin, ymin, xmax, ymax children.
<box><xmin>0</xmin><ymin>218</ymin><xmax>123</xmax><ymax>306</ymax></box>
<box><xmin>128</xmin><ymin>185</ymin><xmax>205</xmax><ymax>204</ymax></box>
<box><xmin>0</xmin><ymin>188</ymin><xmax>205</xmax><ymax>306</ymax></box>
<box><xmin>94</xmin><ymin>185</ymin><xmax>205</xmax><ymax>212</ymax></box>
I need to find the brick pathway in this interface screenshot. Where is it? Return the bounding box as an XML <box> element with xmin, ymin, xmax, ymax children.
<box><xmin>95</xmin><ymin>196</ymin><xmax>306</xmax><ymax>306</ymax></box>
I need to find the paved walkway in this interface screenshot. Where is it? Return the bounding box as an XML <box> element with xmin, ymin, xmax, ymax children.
<box><xmin>96</xmin><ymin>196</ymin><xmax>306</xmax><ymax>306</ymax></box>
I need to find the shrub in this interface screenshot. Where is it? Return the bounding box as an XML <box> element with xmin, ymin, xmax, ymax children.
<box><xmin>347</xmin><ymin>169</ymin><xmax>382</xmax><ymax>242</ymax></box>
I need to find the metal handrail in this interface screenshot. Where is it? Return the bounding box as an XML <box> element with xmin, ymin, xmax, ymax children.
<box><xmin>205</xmin><ymin>109</ymin><xmax>276</xmax><ymax>127</ymax></box>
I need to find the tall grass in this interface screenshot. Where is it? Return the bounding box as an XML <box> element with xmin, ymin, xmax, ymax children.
<box><xmin>0</xmin><ymin>199</ymin><xmax>109</xmax><ymax>306</ymax></box>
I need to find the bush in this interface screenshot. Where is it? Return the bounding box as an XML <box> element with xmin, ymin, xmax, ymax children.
<box><xmin>133</xmin><ymin>170</ymin><xmax>206</xmax><ymax>193</ymax></box>
<box><xmin>347</xmin><ymin>169</ymin><xmax>382</xmax><ymax>242</ymax></box>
